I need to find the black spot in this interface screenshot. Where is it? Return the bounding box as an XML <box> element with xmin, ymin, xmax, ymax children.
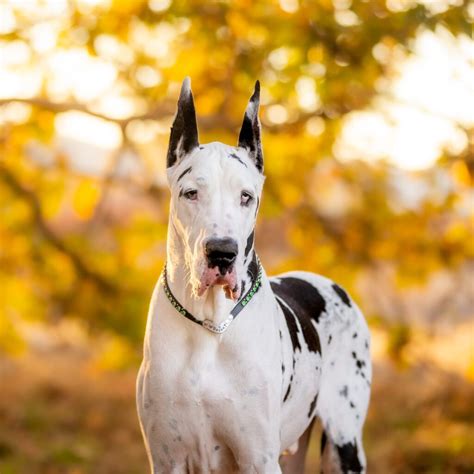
<box><xmin>350</xmin><ymin>401</ymin><xmax>356</xmax><ymax>409</ymax></box>
<box><xmin>177</xmin><ymin>166</ymin><xmax>192</xmax><ymax>182</ymax></box>
<box><xmin>365</xmin><ymin>340</ymin><xmax>369</xmax><ymax>349</ymax></box>
<box><xmin>229</xmin><ymin>153</ymin><xmax>248</xmax><ymax>167</ymax></box>
<box><xmin>214</xmin><ymin>445</ymin><xmax>220</xmax><ymax>451</ymax></box>
<box><xmin>199</xmin><ymin>145</ymin><xmax>204</xmax><ymax>150</ymax></box>
<box><xmin>336</xmin><ymin>441</ymin><xmax>363</xmax><ymax>473</ymax></box>
<box><xmin>283</xmin><ymin>378</ymin><xmax>292</xmax><ymax>402</ymax></box>
<box><xmin>281</xmin><ymin>363</ymin><xmax>285</xmax><ymax>374</ymax></box>
<box><xmin>271</xmin><ymin>277</ymin><xmax>323</xmax><ymax>354</ymax></box>
<box><xmin>332</xmin><ymin>283</ymin><xmax>352</xmax><ymax>307</ymax></box>
<box><xmin>352</xmin><ymin>351</ymin><xmax>366</xmax><ymax>370</ymax></box>
<box><xmin>339</xmin><ymin>385</ymin><xmax>348</xmax><ymax>398</ymax></box>
<box><xmin>275</xmin><ymin>297</ymin><xmax>301</xmax><ymax>353</ymax></box>
<box><xmin>247</xmin><ymin>252</ymin><xmax>258</xmax><ymax>281</ymax></box>
<box><xmin>352</xmin><ymin>332</ymin><xmax>357</xmax><ymax>338</ymax></box>
<box><xmin>244</xmin><ymin>230</ymin><xmax>254</xmax><ymax>257</ymax></box>
<box><xmin>328</xmin><ymin>335</ymin><xmax>332</xmax><ymax>345</ymax></box>
<box><xmin>307</xmin><ymin>393</ymin><xmax>318</xmax><ymax>418</ymax></box>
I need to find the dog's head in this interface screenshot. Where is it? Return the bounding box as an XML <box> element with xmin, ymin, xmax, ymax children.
<box><xmin>166</xmin><ymin>78</ymin><xmax>265</xmax><ymax>301</ymax></box>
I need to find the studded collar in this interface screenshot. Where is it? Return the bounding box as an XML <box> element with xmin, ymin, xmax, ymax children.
<box><xmin>161</xmin><ymin>256</ymin><xmax>263</xmax><ymax>334</ymax></box>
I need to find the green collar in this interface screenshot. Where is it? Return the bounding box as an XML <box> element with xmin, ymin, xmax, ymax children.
<box><xmin>161</xmin><ymin>257</ymin><xmax>263</xmax><ymax>334</ymax></box>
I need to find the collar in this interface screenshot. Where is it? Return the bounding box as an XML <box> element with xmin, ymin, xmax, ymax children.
<box><xmin>161</xmin><ymin>256</ymin><xmax>262</xmax><ymax>334</ymax></box>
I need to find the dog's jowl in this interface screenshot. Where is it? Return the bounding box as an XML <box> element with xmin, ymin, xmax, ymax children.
<box><xmin>136</xmin><ymin>78</ymin><xmax>371</xmax><ymax>474</ymax></box>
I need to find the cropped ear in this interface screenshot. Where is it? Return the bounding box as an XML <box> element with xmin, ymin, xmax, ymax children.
<box><xmin>238</xmin><ymin>80</ymin><xmax>263</xmax><ymax>172</ymax></box>
<box><xmin>167</xmin><ymin>77</ymin><xmax>199</xmax><ymax>168</ymax></box>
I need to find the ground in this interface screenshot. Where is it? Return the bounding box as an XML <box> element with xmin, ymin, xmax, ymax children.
<box><xmin>0</xmin><ymin>344</ymin><xmax>473</xmax><ymax>474</ymax></box>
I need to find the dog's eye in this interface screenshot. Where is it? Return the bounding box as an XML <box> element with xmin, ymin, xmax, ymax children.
<box><xmin>183</xmin><ymin>189</ymin><xmax>198</xmax><ymax>201</ymax></box>
<box><xmin>240</xmin><ymin>191</ymin><xmax>254</xmax><ymax>207</ymax></box>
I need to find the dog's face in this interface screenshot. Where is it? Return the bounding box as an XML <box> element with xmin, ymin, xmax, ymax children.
<box><xmin>166</xmin><ymin>78</ymin><xmax>264</xmax><ymax>301</ymax></box>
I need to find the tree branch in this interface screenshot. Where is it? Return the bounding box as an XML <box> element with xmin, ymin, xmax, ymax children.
<box><xmin>0</xmin><ymin>163</ymin><xmax>117</xmax><ymax>293</ymax></box>
<box><xmin>0</xmin><ymin>97</ymin><xmax>176</xmax><ymax>130</ymax></box>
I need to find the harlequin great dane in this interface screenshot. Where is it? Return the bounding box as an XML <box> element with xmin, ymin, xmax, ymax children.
<box><xmin>136</xmin><ymin>78</ymin><xmax>371</xmax><ymax>474</ymax></box>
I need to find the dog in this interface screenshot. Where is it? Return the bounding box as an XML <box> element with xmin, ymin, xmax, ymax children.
<box><xmin>136</xmin><ymin>78</ymin><xmax>372</xmax><ymax>474</ymax></box>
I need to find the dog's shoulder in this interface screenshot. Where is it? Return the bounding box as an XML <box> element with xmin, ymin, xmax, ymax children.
<box><xmin>269</xmin><ymin>270</ymin><xmax>353</xmax><ymax>312</ymax></box>
<box><xmin>268</xmin><ymin>270</ymin><xmax>365</xmax><ymax>329</ymax></box>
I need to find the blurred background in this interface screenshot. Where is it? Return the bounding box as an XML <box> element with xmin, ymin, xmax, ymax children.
<box><xmin>0</xmin><ymin>0</ymin><xmax>473</xmax><ymax>472</ymax></box>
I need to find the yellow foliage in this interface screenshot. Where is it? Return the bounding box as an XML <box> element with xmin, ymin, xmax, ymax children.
<box><xmin>91</xmin><ymin>334</ymin><xmax>136</xmax><ymax>371</ymax></box>
<box><xmin>451</xmin><ymin>160</ymin><xmax>471</xmax><ymax>187</ymax></box>
<box><xmin>72</xmin><ymin>179</ymin><xmax>101</xmax><ymax>220</ymax></box>
<box><xmin>0</xmin><ymin>313</ymin><xmax>26</xmax><ymax>355</ymax></box>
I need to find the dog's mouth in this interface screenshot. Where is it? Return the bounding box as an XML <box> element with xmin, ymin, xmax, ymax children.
<box><xmin>197</xmin><ymin>266</ymin><xmax>240</xmax><ymax>301</ymax></box>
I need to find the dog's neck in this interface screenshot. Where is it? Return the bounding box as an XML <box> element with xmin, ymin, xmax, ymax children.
<box><xmin>164</xmin><ymin>221</ymin><xmax>257</xmax><ymax>325</ymax></box>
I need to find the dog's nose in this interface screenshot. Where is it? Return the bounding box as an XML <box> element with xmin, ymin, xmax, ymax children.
<box><xmin>205</xmin><ymin>237</ymin><xmax>238</xmax><ymax>273</ymax></box>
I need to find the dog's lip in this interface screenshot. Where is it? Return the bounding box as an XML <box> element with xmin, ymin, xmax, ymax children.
<box><xmin>198</xmin><ymin>266</ymin><xmax>240</xmax><ymax>301</ymax></box>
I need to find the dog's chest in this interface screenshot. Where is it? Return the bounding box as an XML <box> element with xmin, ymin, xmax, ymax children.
<box><xmin>139</xmin><ymin>295</ymin><xmax>283</xmax><ymax>468</ymax></box>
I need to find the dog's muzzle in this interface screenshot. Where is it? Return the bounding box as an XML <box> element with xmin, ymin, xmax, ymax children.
<box><xmin>198</xmin><ymin>237</ymin><xmax>240</xmax><ymax>300</ymax></box>
<box><xmin>205</xmin><ymin>237</ymin><xmax>238</xmax><ymax>274</ymax></box>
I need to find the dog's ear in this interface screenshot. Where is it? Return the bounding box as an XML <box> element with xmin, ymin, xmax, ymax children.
<box><xmin>238</xmin><ymin>80</ymin><xmax>263</xmax><ymax>173</ymax></box>
<box><xmin>167</xmin><ymin>77</ymin><xmax>199</xmax><ymax>168</ymax></box>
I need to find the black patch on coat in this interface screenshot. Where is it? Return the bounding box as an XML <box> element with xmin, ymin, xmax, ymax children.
<box><xmin>244</xmin><ymin>230</ymin><xmax>254</xmax><ymax>257</ymax></box>
<box><xmin>247</xmin><ymin>252</ymin><xmax>258</xmax><ymax>282</ymax></box>
<box><xmin>339</xmin><ymin>385</ymin><xmax>348</xmax><ymax>398</ymax></box>
<box><xmin>229</xmin><ymin>153</ymin><xmax>247</xmax><ymax>167</ymax></box>
<box><xmin>332</xmin><ymin>283</ymin><xmax>352</xmax><ymax>307</ymax></box>
<box><xmin>271</xmin><ymin>277</ymin><xmax>326</xmax><ymax>322</ymax></box>
<box><xmin>352</xmin><ymin>351</ymin><xmax>366</xmax><ymax>370</ymax></box>
<box><xmin>270</xmin><ymin>277</ymin><xmax>323</xmax><ymax>354</ymax></box>
<box><xmin>350</xmin><ymin>401</ymin><xmax>356</xmax><ymax>408</ymax></box>
<box><xmin>240</xmin><ymin>280</ymin><xmax>246</xmax><ymax>296</ymax></box>
<box><xmin>275</xmin><ymin>297</ymin><xmax>301</xmax><ymax>353</ymax></box>
<box><xmin>336</xmin><ymin>441</ymin><xmax>363</xmax><ymax>473</ymax></box>
<box><xmin>328</xmin><ymin>335</ymin><xmax>332</xmax><ymax>345</ymax></box>
<box><xmin>283</xmin><ymin>372</ymin><xmax>294</xmax><ymax>403</ymax></box>
<box><xmin>177</xmin><ymin>166</ymin><xmax>192</xmax><ymax>182</ymax></box>
<box><xmin>307</xmin><ymin>393</ymin><xmax>318</xmax><ymax>418</ymax></box>
<box><xmin>353</xmin><ymin>332</ymin><xmax>357</xmax><ymax>338</ymax></box>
